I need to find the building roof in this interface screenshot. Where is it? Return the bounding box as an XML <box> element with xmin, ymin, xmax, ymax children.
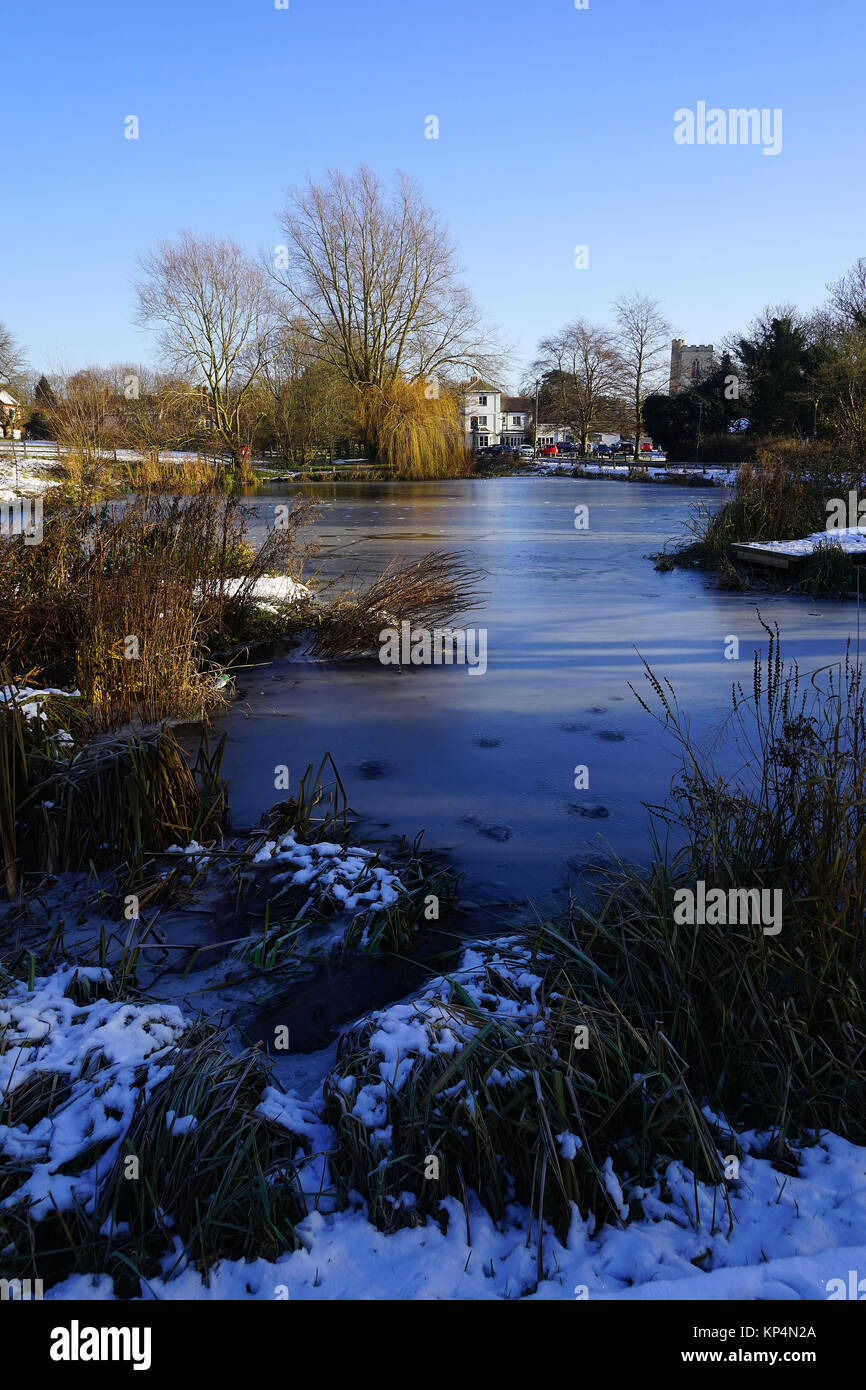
<box><xmin>462</xmin><ymin>379</ymin><xmax>502</xmax><ymax>394</ymax></box>
<box><xmin>502</xmin><ymin>396</ymin><xmax>532</xmax><ymax>412</ymax></box>
<box><xmin>0</xmin><ymin>389</ymin><xmax>19</xmax><ymax>407</ymax></box>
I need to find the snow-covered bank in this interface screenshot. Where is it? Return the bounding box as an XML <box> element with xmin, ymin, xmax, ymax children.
<box><xmin>3</xmin><ymin>956</ymin><xmax>865</xmax><ymax>1302</ymax></box>
<box><xmin>535</xmin><ymin>460</ymin><xmax>738</xmax><ymax>486</ymax></box>
<box><xmin>735</xmin><ymin>524</ymin><xmax>866</xmax><ymax>559</ymax></box>
<box><xmin>0</xmin><ymin>965</ymin><xmax>188</xmax><ymax>1221</ymax></box>
<box><xmin>56</xmin><ymin>1142</ymin><xmax>864</xmax><ymax>1302</ymax></box>
<box><xmin>218</xmin><ymin>575</ymin><xmax>312</xmax><ymax>607</ymax></box>
<box><xmin>0</xmin><ymin>467</ymin><xmax>59</xmax><ymax>504</ymax></box>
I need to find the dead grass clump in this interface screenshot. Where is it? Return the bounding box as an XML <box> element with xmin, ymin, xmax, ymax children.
<box><xmin>312</xmin><ymin>550</ymin><xmax>485</xmax><ymax>660</ymax></box>
<box><xmin>0</xmin><ymin>490</ymin><xmax>312</xmax><ymax>724</ymax></box>
<box><xmin>118</xmin><ymin>451</ymin><xmax>225</xmax><ymax>491</ymax></box>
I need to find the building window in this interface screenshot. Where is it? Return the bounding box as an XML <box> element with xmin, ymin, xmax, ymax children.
<box><xmin>478</xmin><ymin>435</ymin><xmax>488</xmax><ymax>447</ymax></box>
<box><xmin>478</xmin><ymin>394</ymin><xmax>488</xmax><ymax>406</ymax></box>
<box><xmin>512</xmin><ymin>416</ymin><xmax>521</xmax><ymax>425</ymax></box>
<box><xmin>477</xmin><ymin>415</ymin><xmax>487</xmax><ymax>426</ymax></box>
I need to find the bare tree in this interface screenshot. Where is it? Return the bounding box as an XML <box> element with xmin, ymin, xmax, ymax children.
<box><xmin>135</xmin><ymin>232</ymin><xmax>279</xmax><ymax>466</ymax></box>
<box><xmin>0</xmin><ymin>321</ymin><xmax>27</xmax><ymax>389</ymax></box>
<box><xmin>272</xmin><ymin>166</ymin><xmax>501</xmax><ymax>394</ymax></box>
<box><xmin>827</xmin><ymin>258</ymin><xmax>866</xmax><ymax>330</ymax></box>
<box><xmin>612</xmin><ymin>293</ymin><xmax>670</xmax><ymax>460</ymax></box>
<box><xmin>532</xmin><ymin>320</ymin><xmax>623</xmax><ymax>457</ymax></box>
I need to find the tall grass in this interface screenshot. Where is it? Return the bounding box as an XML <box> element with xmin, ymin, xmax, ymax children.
<box><xmin>118</xmin><ymin>451</ymin><xmax>226</xmax><ymax>491</ymax></box>
<box><xmin>0</xmin><ymin>490</ymin><xmax>311</xmax><ymax>725</ymax></box>
<box><xmin>325</xmin><ymin>940</ymin><xmax>725</xmax><ymax>1236</ymax></box>
<box><xmin>312</xmin><ymin>550</ymin><xmax>485</xmax><ymax>660</ymax></box>
<box><xmin>585</xmin><ymin>622</ymin><xmax>866</xmax><ymax>1142</ymax></box>
<box><xmin>0</xmin><ymin>1014</ymin><xmax>305</xmax><ymax>1294</ymax></box>
<box><xmin>0</xmin><ymin>673</ymin><xmax>227</xmax><ymax>896</ymax></box>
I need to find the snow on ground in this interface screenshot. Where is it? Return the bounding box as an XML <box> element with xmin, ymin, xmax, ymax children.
<box><xmin>0</xmin><ymin>441</ymin><xmax>63</xmax><ymax>501</ymax></box>
<box><xmin>3</xmin><ymin>953</ymin><xmax>865</xmax><ymax>1301</ymax></box>
<box><xmin>193</xmin><ymin>575</ymin><xmax>312</xmax><ymax>608</ymax></box>
<box><xmin>736</xmin><ymin>525</ymin><xmax>866</xmax><ymax>558</ymax></box>
<box><xmin>221</xmin><ymin>575</ymin><xmax>312</xmax><ymax>606</ymax></box>
<box><xmin>0</xmin><ymin>683</ymin><xmax>80</xmax><ymax>722</ymax></box>
<box><xmin>0</xmin><ymin>965</ymin><xmax>187</xmax><ymax>1221</ymax></box>
<box><xmin>0</xmin><ymin>469</ymin><xmax>59</xmax><ymax>504</ymax></box>
<box><xmin>249</xmin><ymin>829</ymin><xmax>403</xmax><ymax>917</ymax></box>
<box><xmin>535</xmin><ymin>460</ymin><xmax>738</xmax><ymax>485</ymax></box>
<box><xmin>38</xmin><ymin>1118</ymin><xmax>866</xmax><ymax>1302</ymax></box>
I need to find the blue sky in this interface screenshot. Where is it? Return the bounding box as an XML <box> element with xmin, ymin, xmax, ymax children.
<box><xmin>2</xmin><ymin>0</ymin><xmax>864</xmax><ymax>387</ymax></box>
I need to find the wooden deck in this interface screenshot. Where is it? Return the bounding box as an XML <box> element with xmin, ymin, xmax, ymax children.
<box><xmin>732</xmin><ymin>541</ymin><xmax>866</xmax><ymax>570</ymax></box>
<box><xmin>730</xmin><ymin>543</ymin><xmax>795</xmax><ymax>570</ymax></box>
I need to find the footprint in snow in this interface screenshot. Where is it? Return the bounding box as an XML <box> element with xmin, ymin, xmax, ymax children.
<box><xmin>461</xmin><ymin>814</ymin><xmax>513</xmax><ymax>842</ymax></box>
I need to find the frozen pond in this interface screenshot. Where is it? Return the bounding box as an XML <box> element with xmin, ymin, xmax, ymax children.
<box><xmin>214</xmin><ymin>477</ymin><xmax>861</xmax><ymax>914</ymax></box>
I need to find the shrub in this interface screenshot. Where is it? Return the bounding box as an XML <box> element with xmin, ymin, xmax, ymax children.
<box><xmin>312</xmin><ymin>550</ymin><xmax>485</xmax><ymax>660</ymax></box>
<box><xmin>801</xmin><ymin>538</ymin><xmax>855</xmax><ymax>597</ymax></box>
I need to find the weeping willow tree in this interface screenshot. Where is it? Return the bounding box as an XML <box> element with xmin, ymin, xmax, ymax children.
<box><xmin>358</xmin><ymin>378</ymin><xmax>471</xmax><ymax>477</ymax></box>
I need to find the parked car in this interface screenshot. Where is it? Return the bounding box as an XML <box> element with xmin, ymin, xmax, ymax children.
<box><xmin>517</xmin><ymin>446</ymin><xmax>535</xmax><ymax>458</ymax></box>
<box><xmin>540</xmin><ymin>445</ymin><xmax>559</xmax><ymax>457</ymax></box>
<box><xmin>594</xmin><ymin>444</ymin><xmax>612</xmax><ymax>458</ymax></box>
<box><xmin>557</xmin><ymin>441</ymin><xmax>576</xmax><ymax>454</ymax></box>
<box><xmin>640</xmin><ymin>442</ymin><xmax>652</xmax><ymax>453</ymax></box>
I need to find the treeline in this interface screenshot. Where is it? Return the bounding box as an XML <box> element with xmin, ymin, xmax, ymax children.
<box><xmin>3</xmin><ymin>166</ymin><xmax>498</xmax><ymax>478</ymax></box>
<box><xmin>528</xmin><ymin>262</ymin><xmax>866</xmax><ymax>465</ymax></box>
<box><xmin>644</xmin><ymin>264</ymin><xmax>866</xmax><ymax>463</ymax></box>
<box><xmin>18</xmin><ymin>358</ymin><xmax>367</xmax><ymax>469</ymax></box>
<box><xmin>5</xmin><ymin>162</ymin><xmax>866</xmax><ymax>473</ymax></box>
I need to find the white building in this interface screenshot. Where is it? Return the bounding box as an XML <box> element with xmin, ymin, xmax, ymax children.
<box><xmin>463</xmin><ymin>385</ymin><xmax>534</xmax><ymax>449</ymax></box>
<box><xmin>462</xmin><ymin>385</ymin><xmax>631</xmax><ymax>452</ymax></box>
<box><xmin>536</xmin><ymin>425</ymin><xmax>577</xmax><ymax>447</ymax></box>
<box><xmin>463</xmin><ymin>384</ymin><xmax>574</xmax><ymax>450</ymax></box>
